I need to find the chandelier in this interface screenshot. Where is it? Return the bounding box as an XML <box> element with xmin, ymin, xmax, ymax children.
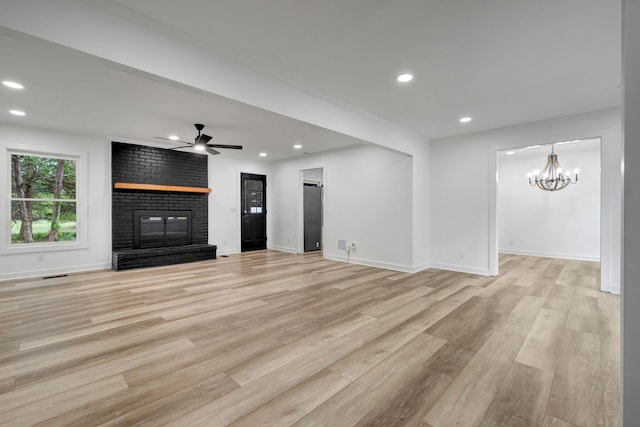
<box><xmin>528</xmin><ymin>146</ymin><xmax>579</xmax><ymax>191</ymax></box>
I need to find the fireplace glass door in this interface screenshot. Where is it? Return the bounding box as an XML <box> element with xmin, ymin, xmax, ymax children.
<box><xmin>134</xmin><ymin>210</ymin><xmax>192</xmax><ymax>249</ymax></box>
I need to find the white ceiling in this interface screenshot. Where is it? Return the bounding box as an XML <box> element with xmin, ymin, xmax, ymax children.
<box><xmin>111</xmin><ymin>0</ymin><xmax>622</xmax><ymax>138</ymax></box>
<box><xmin>0</xmin><ymin>29</ymin><xmax>365</xmax><ymax>160</ymax></box>
<box><xmin>498</xmin><ymin>137</ymin><xmax>601</xmax><ymax>160</ymax></box>
<box><xmin>0</xmin><ymin>1</ymin><xmax>622</xmax><ymax>160</ymax></box>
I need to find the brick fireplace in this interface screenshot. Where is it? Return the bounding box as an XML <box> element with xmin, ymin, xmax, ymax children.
<box><xmin>111</xmin><ymin>142</ymin><xmax>216</xmax><ymax>270</ymax></box>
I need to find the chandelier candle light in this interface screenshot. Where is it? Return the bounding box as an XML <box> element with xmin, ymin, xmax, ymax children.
<box><xmin>528</xmin><ymin>146</ymin><xmax>579</xmax><ymax>191</ymax></box>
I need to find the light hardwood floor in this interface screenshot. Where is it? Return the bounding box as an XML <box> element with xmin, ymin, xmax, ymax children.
<box><xmin>0</xmin><ymin>251</ymin><xmax>619</xmax><ymax>426</ymax></box>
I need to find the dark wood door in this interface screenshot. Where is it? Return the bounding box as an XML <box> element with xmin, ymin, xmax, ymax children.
<box><xmin>241</xmin><ymin>173</ymin><xmax>267</xmax><ymax>252</ymax></box>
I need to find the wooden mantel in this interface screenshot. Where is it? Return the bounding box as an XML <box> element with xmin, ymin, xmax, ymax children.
<box><xmin>113</xmin><ymin>182</ymin><xmax>211</xmax><ymax>194</ymax></box>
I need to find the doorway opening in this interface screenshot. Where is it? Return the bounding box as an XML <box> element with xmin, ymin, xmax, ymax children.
<box><xmin>494</xmin><ymin>137</ymin><xmax>603</xmax><ymax>284</ymax></box>
<box><xmin>304</xmin><ymin>183</ymin><xmax>323</xmax><ymax>252</ymax></box>
<box><xmin>299</xmin><ymin>167</ymin><xmax>324</xmax><ymax>254</ymax></box>
<box><xmin>240</xmin><ymin>172</ymin><xmax>267</xmax><ymax>252</ymax></box>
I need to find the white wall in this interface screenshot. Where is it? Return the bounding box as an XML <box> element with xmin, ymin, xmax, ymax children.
<box><xmin>411</xmin><ymin>142</ymin><xmax>430</xmax><ymax>270</ymax></box>
<box><xmin>0</xmin><ymin>1</ymin><xmax>433</xmax><ymax>271</ymax></box>
<box><xmin>0</xmin><ymin>130</ymin><xmax>419</xmax><ymax>277</ymax></box>
<box><xmin>302</xmin><ymin>168</ymin><xmax>323</xmax><ymax>184</ymax></box>
<box><xmin>208</xmin><ymin>156</ymin><xmax>271</xmax><ymax>255</ymax></box>
<box><xmin>0</xmin><ymin>123</ymin><xmax>111</xmax><ymax>280</ymax></box>
<box><xmin>430</xmin><ymin>108</ymin><xmax>621</xmax><ymax>292</ymax></box>
<box><xmin>498</xmin><ymin>140</ymin><xmax>601</xmax><ymax>261</ymax></box>
<box><xmin>270</xmin><ymin>144</ymin><xmax>415</xmax><ymax>271</ymax></box>
<box><xmin>623</xmin><ymin>0</ymin><xmax>640</xmax><ymax>422</ymax></box>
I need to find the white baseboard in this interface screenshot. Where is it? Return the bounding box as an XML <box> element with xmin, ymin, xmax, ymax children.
<box><xmin>270</xmin><ymin>245</ymin><xmax>299</xmax><ymax>254</ymax></box>
<box><xmin>271</xmin><ymin>250</ymin><xmax>429</xmax><ymax>273</ymax></box>
<box><xmin>411</xmin><ymin>261</ymin><xmax>431</xmax><ymax>273</ymax></box>
<box><xmin>324</xmin><ymin>254</ymin><xmax>417</xmax><ymax>273</ymax></box>
<box><xmin>601</xmin><ymin>283</ymin><xmax>621</xmax><ymax>295</ymax></box>
<box><xmin>216</xmin><ymin>248</ymin><xmax>240</xmax><ymax>256</ymax></box>
<box><xmin>0</xmin><ymin>262</ymin><xmax>112</xmax><ymax>282</ymax></box>
<box><xmin>269</xmin><ymin>246</ymin><xmax>298</xmax><ymax>254</ymax></box>
<box><xmin>429</xmin><ymin>262</ymin><xmax>492</xmax><ymax>276</ymax></box>
<box><xmin>499</xmin><ymin>248</ymin><xmax>600</xmax><ymax>262</ymax></box>
<box><xmin>217</xmin><ymin>246</ymin><xmax>298</xmax><ymax>256</ymax></box>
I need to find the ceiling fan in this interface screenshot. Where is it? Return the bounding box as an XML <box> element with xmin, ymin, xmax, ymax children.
<box><xmin>154</xmin><ymin>123</ymin><xmax>243</xmax><ymax>155</ymax></box>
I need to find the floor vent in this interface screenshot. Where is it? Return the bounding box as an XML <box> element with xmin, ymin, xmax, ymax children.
<box><xmin>43</xmin><ymin>274</ymin><xmax>68</xmax><ymax>280</ymax></box>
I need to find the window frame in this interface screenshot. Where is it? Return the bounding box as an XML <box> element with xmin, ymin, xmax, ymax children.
<box><xmin>2</xmin><ymin>146</ymin><xmax>88</xmax><ymax>254</ymax></box>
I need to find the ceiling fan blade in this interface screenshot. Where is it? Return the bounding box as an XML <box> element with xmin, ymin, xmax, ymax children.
<box><xmin>196</xmin><ymin>133</ymin><xmax>213</xmax><ymax>144</ymax></box>
<box><xmin>155</xmin><ymin>128</ymin><xmax>236</xmax><ymax>154</ymax></box>
<box><xmin>206</xmin><ymin>144</ymin><xmax>243</xmax><ymax>150</ymax></box>
<box><xmin>153</xmin><ymin>136</ymin><xmax>192</xmax><ymax>144</ymax></box>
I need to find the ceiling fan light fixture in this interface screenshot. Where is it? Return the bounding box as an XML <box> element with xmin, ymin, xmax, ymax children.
<box><xmin>155</xmin><ymin>123</ymin><xmax>242</xmax><ymax>155</ymax></box>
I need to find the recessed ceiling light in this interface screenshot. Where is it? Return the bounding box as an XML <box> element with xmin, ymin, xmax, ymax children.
<box><xmin>169</xmin><ymin>135</ymin><xmax>179</xmax><ymax>141</ymax></box>
<box><xmin>9</xmin><ymin>109</ymin><xmax>26</xmax><ymax>116</ymax></box>
<box><xmin>293</xmin><ymin>144</ymin><xmax>302</xmax><ymax>149</ymax></box>
<box><xmin>3</xmin><ymin>80</ymin><xmax>24</xmax><ymax>89</ymax></box>
<box><xmin>506</xmin><ymin>151</ymin><xmax>515</xmax><ymax>155</ymax></box>
<box><xmin>459</xmin><ymin>117</ymin><xmax>472</xmax><ymax>123</ymax></box>
<box><xmin>396</xmin><ymin>73</ymin><xmax>413</xmax><ymax>83</ymax></box>
<box><xmin>259</xmin><ymin>152</ymin><xmax>267</xmax><ymax>157</ymax></box>
<box><xmin>526</xmin><ymin>145</ymin><xmax>541</xmax><ymax>149</ymax></box>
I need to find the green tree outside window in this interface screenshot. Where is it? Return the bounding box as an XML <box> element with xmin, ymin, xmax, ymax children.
<box><xmin>10</xmin><ymin>154</ymin><xmax>77</xmax><ymax>244</ymax></box>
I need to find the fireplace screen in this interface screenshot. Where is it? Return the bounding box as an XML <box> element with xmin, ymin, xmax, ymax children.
<box><xmin>133</xmin><ymin>210</ymin><xmax>192</xmax><ymax>249</ymax></box>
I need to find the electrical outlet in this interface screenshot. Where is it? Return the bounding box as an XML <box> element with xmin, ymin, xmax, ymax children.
<box><xmin>338</xmin><ymin>240</ymin><xmax>347</xmax><ymax>250</ymax></box>
<box><xmin>37</xmin><ymin>254</ymin><xmax>45</xmax><ymax>263</ymax></box>
<box><xmin>459</xmin><ymin>251</ymin><xmax>465</xmax><ymax>260</ymax></box>
<box><xmin>508</xmin><ymin>239</ymin><xmax>513</xmax><ymax>246</ymax></box>
<box><xmin>287</xmin><ymin>237</ymin><xmax>291</xmax><ymax>244</ymax></box>
<box><xmin>223</xmin><ymin>240</ymin><xmax>228</xmax><ymax>246</ymax></box>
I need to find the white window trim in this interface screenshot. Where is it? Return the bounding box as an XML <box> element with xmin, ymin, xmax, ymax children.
<box><xmin>2</xmin><ymin>145</ymin><xmax>89</xmax><ymax>254</ymax></box>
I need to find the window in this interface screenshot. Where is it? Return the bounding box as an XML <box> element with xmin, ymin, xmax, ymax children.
<box><xmin>243</xmin><ymin>178</ymin><xmax>264</xmax><ymax>214</ymax></box>
<box><xmin>10</xmin><ymin>153</ymin><xmax>77</xmax><ymax>245</ymax></box>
